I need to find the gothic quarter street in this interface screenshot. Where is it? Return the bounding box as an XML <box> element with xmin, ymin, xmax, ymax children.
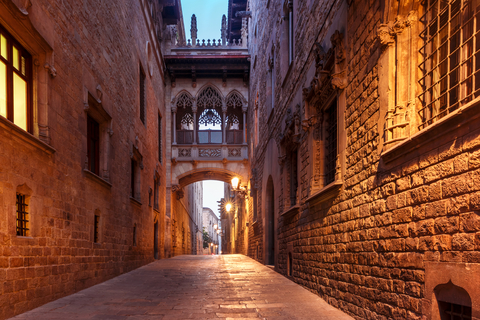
<box><xmin>10</xmin><ymin>255</ymin><xmax>353</xmax><ymax>320</ymax></box>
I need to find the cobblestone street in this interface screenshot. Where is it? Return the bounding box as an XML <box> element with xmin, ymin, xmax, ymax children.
<box><xmin>10</xmin><ymin>255</ymin><xmax>353</xmax><ymax>320</ymax></box>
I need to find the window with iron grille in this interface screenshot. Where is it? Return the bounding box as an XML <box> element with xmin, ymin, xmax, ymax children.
<box><xmin>140</xmin><ymin>66</ymin><xmax>146</xmax><ymax>124</ymax></box>
<box><xmin>419</xmin><ymin>0</ymin><xmax>480</xmax><ymax>130</ymax></box>
<box><xmin>439</xmin><ymin>301</ymin><xmax>472</xmax><ymax>320</ymax></box>
<box><xmin>16</xmin><ymin>193</ymin><xmax>28</xmax><ymax>236</ymax></box>
<box><xmin>94</xmin><ymin>215</ymin><xmax>100</xmax><ymax>243</ymax></box>
<box><xmin>0</xmin><ymin>24</ymin><xmax>33</xmax><ymax>133</ymax></box>
<box><xmin>325</xmin><ymin>100</ymin><xmax>337</xmax><ymax>185</ymax></box>
<box><xmin>87</xmin><ymin>115</ymin><xmax>100</xmax><ymax>175</ymax></box>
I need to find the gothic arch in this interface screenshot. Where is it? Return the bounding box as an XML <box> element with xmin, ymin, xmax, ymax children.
<box><xmin>173</xmin><ymin>90</ymin><xmax>194</xmax><ymax>110</ymax></box>
<box><xmin>195</xmin><ymin>83</ymin><xmax>225</xmax><ymax>107</ymax></box>
<box><xmin>225</xmin><ymin>90</ymin><xmax>246</xmax><ymax>109</ymax></box>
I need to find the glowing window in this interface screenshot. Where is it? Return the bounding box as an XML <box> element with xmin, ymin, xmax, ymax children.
<box><xmin>0</xmin><ymin>25</ymin><xmax>32</xmax><ymax>132</ymax></box>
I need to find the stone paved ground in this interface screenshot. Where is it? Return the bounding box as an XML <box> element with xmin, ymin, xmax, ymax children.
<box><xmin>10</xmin><ymin>255</ymin><xmax>354</xmax><ymax>320</ymax></box>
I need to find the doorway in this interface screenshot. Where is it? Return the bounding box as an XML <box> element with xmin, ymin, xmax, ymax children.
<box><xmin>154</xmin><ymin>221</ymin><xmax>159</xmax><ymax>259</ymax></box>
<box><xmin>266</xmin><ymin>176</ymin><xmax>275</xmax><ymax>266</ymax></box>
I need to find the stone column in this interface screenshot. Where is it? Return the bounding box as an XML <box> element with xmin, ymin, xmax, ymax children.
<box><xmin>172</xmin><ymin>105</ymin><xmax>177</xmax><ymax>145</ymax></box>
<box><xmin>242</xmin><ymin>103</ymin><xmax>248</xmax><ymax>145</ymax></box>
<box><xmin>192</xmin><ymin>100</ymin><xmax>197</xmax><ymax>144</ymax></box>
<box><xmin>222</xmin><ymin>101</ymin><xmax>227</xmax><ymax>144</ymax></box>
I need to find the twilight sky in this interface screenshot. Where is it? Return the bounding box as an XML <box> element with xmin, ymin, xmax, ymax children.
<box><xmin>181</xmin><ymin>0</ymin><xmax>228</xmax><ymax>42</ymax></box>
<box><xmin>203</xmin><ymin>180</ymin><xmax>225</xmax><ymax>218</ymax></box>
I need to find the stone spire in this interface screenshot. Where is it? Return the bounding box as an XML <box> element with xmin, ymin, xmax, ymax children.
<box><xmin>241</xmin><ymin>17</ymin><xmax>248</xmax><ymax>48</ymax></box>
<box><xmin>191</xmin><ymin>14</ymin><xmax>198</xmax><ymax>46</ymax></box>
<box><xmin>221</xmin><ymin>14</ymin><xmax>227</xmax><ymax>46</ymax></box>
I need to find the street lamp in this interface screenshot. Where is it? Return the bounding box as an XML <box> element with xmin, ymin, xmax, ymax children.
<box><xmin>226</xmin><ymin>203</ymin><xmax>232</xmax><ymax>212</ymax></box>
<box><xmin>214</xmin><ymin>224</ymin><xmax>218</xmax><ymax>230</ymax></box>
<box><xmin>230</xmin><ymin>177</ymin><xmax>248</xmax><ymax>197</ymax></box>
<box><xmin>231</xmin><ymin>177</ymin><xmax>239</xmax><ymax>190</ymax></box>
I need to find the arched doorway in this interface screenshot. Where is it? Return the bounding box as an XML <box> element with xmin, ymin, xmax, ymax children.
<box><xmin>266</xmin><ymin>176</ymin><xmax>275</xmax><ymax>266</ymax></box>
<box><xmin>154</xmin><ymin>221</ymin><xmax>159</xmax><ymax>259</ymax></box>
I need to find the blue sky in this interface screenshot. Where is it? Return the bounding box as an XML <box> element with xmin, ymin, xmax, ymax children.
<box><xmin>181</xmin><ymin>0</ymin><xmax>228</xmax><ymax>42</ymax></box>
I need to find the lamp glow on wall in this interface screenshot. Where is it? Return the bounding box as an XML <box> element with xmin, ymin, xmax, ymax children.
<box><xmin>231</xmin><ymin>177</ymin><xmax>240</xmax><ymax>190</ymax></box>
<box><xmin>230</xmin><ymin>177</ymin><xmax>248</xmax><ymax>196</ymax></box>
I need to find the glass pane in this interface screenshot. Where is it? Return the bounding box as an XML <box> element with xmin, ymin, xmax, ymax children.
<box><xmin>0</xmin><ymin>61</ymin><xmax>6</xmax><ymax>118</ymax></box>
<box><xmin>13</xmin><ymin>46</ymin><xmax>19</xmax><ymax>70</ymax></box>
<box><xmin>0</xmin><ymin>35</ymin><xmax>6</xmax><ymax>59</ymax></box>
<box><xmin>198</xmin><ymin>131</ymin><xmax>208</xmax><ymax>143</ymax></box>
<box><xmin>21</xmin><ymin>56</ymin><xmax>26</xmax><ymax>76</ymax></box>
<box><xmin>13</xmin><ymin>73</ymin><xmax>27</xmax><ymax>130</ymax></box>
<box><xmin>211</xmin><ymin>131</ymin><xmax>222</xmax><ymax>143</ymax></box>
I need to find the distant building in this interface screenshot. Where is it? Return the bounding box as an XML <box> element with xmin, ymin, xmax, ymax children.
<box><xmin>203</xmin><ymin>208</ymin><xmax>220</xmax><ymax>254</ymax></box>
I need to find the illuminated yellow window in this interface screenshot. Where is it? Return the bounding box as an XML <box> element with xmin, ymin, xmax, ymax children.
<box><xmin>0</xmin><ymin>24</ymin><xmax>32</xmax><ymax>132</ymax></box>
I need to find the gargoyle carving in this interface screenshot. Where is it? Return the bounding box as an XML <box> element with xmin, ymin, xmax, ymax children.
<box><xmin>44</xmin><ymin>63</ymin><xmax>57</xmax><ymax>78</ymax></box>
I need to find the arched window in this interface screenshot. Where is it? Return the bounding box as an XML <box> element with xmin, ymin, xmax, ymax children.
<box><xmin>225</xmin><ymin>92</ymin><xmax>245</xmax><ymax>144</ymax></box>
<box><xmin>197</xmin><ymin>86</ymin><xmax>223</xmax><ymax>144</ymax></box>
<box><xmin>175</xmin><ymin>92</ymin><xmax>194</xmax><ymax>144</ymax></box>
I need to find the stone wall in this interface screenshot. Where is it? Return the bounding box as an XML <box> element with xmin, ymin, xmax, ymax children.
<box><xmin>0</xmin><ymin>0</ymin><xmax>170</xmax><ymax>318</ymax></box>
<box><xmin>248</xmin><ymin>0</ymin><xmax>480</xmax><ymax>319</ymax></box>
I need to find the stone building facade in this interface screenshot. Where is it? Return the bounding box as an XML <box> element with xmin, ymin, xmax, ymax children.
<box><xmin>202</xmin><ymin>207</ymin><xmax>220</xmax><ymax>254</ymax></box>
<box><xmin>170</xmin><ymin>182</ymin><xmax>203</xmax><ymax>256</ymax></box>
<box><xmin>0</xmin><ymin>0</ymin><xmax>182</xmax><ymax>318</ymax></box>
<box><xmin>247</xmin><ymin>0</ymin><xmax>480</xmax><ymax>319</ymax></box>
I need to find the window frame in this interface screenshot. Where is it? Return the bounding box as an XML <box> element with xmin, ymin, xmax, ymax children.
<box><xmin>87</xmin><ymin>115</ymin><xmax>100</xmax><ymax>175</ymax></box>
<box><xmin>16</xmin><ymin>193</ymin><xmax>29</xmax><ymax>237</ymax></box>
<box><xmin>0</xmin><ymin>24</ymin><xmax>33</xmax><ymax>133</ymax></box>
<box><xmin>419</xmin><ymin>0</ymin><xmax>480</xmax><ymax>130</ymax></box>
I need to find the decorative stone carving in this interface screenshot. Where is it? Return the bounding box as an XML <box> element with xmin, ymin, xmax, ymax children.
<box><xmin>178</xmin><ymin>148</ymin><xmax>191</xmax><ymax>157</ymax></box>
<box><xmin>16</xmin><ymin>0</ymin><xmax>32</xmax><ymax>15</ymax></box>
<box><xmin>44</xmin><ymin>63</ymin><xmax>57</xmax><ymax>78</ymax></box>
<box><xmin>228</xmin><ymin>147</ymin><xmax>242</xmax><ymax>157</ymax></box>
<box><xmin>330</xmin><ymin>30</ymin><xmax>345</xmax><ymax>65</ymax></box>
<box><xmin>171</xmin><ymin>184</ymin><xmax>180</xmax><ymax>193</ymax></box>
<box><xmin>241</xmin><ymin>18</ymin><xmax>248</xmax><ymax>48</ymax></box>
<box><xmin>331</xmin><ymin>69</ymin><xmax>348</xmax><ymax>90</ymax></box>
<box><xmin>191</xmin><ymin>14</ymin><xmax>197</xmax><ymax>47</ymax></box>
<box><xmin>176</xmin><ymin>188</ymin><xmax>184</xmax><ymax>200</ymax></box>
<box><xmin>378</xmin><ymin>12</ymin><xmax>417</xmax><ymax>47</ymax></box>
<box><xmin>171</xmin><ymin>157</ymin><xmax>177</xmax><ymax>165</ymax></box>
<box><xmin>221</xmin><ymin>15</ymin><xmax>227</xmax><ymax>46</ymax></box>
<box><xmin>235</xmin><ymin>11</ymin><xmax>252</xmax><ymax>18</ymax></box>
<box><xmin>96</xmin><ymin>84</ymin><xmax>103</xmax><ymax>102</ymax></box>
<box><xmin>384</xmin><ymin>104</ymin><xmax>410</xmax><ymax>144</ymax></box>
<box><xmin>199</xmin><ymin>148</ymin><xmax>221</xmax><ymax>157</ymax></box>
<box><xmin>330</xmin><ymin>31</ymin><xmax>347</xmax><ymax>91</ymax></box>
<box><xmin>301</xmin><ymin>115</ymin><xmax>317</xmax><ymax>132</ymax></box>
<box><xmin>377</xmin><ymin>24</ymin><xmax>395</xmax><ymax>46</ymax></box>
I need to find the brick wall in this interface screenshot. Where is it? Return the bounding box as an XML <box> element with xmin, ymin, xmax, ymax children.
<box><xmin>0</xmin><ymin>0</ymin><xmax>170</xmax><ymax>318</ymax></box>
<box><xmin>248</xmin><ymin>0</ymin><xmax>480</xmax><ymax>319</ymax></box>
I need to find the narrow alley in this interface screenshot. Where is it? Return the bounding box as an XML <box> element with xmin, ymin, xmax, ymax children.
<box><xmin>10</xmin><ymin>255</ymin><xmax>353</xmax><ymax>320</ymax></box>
